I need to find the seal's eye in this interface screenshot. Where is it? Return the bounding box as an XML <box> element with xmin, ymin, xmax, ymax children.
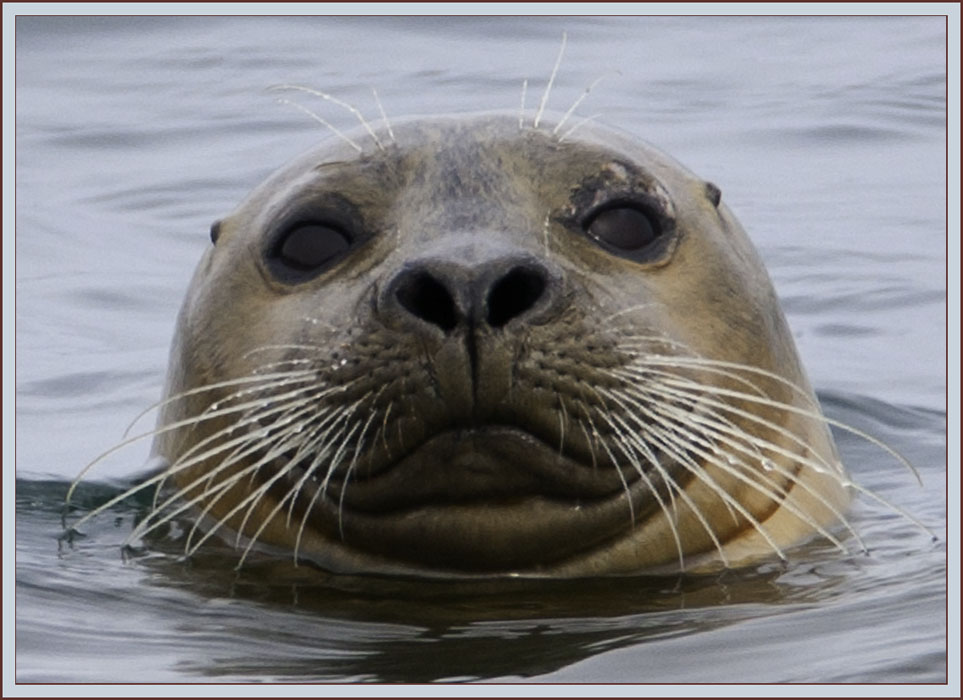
<box><xmin>585</xmin><ymin>205</ymin><xmax>660</xmax><ymax>253</ymax></box>
<box><xmin>273</xmin><ymin>223</ymin><xmax>351</xmax><ymax>273</ymax></box>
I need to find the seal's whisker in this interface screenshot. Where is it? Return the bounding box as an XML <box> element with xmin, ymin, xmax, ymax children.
<box><xmin>557</xmin><ymin>399</ymin><xmax>569</xmax><ymax>457</ymax></box>
<box><xmin>192</xmin><ymin>373</ymin><xmax>323</xmax><ymax>427</ymax></box>
<box><xmin>273</xmin><ymin>97</ymin><xmax>363</xmax><ymax>153</ymax></box>
<box><xmin>270</xmin><ymin>420</ymin><xmax>352</xmax><ymax>553</ymax></box>
<box><xmin>241</xmin><ymin>388</ymin><xmax>374</xmax><ymax>558</ymax></box>
<box><xmin>553</xmin><ymin>72</ymin><xmax>615</xmax><ymax>136</ymax></box>
<box><xmin>131</xmin><ymin>401</ymin><xmax>331</xmax><ymax>548</ymax></box>
<box><xmin>314</xmin><ymin>393</ymin><xmax>374</xmax><ymax>498</ymax></box>
<box><xmin>593</xmin><ymin>411</ymin><xmax>689</xmax><ymax>570</ymax></box>
<box><xmin>121</xmin><ymin>370</ymin><xmax>315</xmax><ymax>439</ymax></box>
<box><xmin>292</xmin><ymin>417</ymin><xmax>368</xmax><ymax>563</ymax></box>
<box><xmin>650</xmin><ymin>374</ymin><xmax>936</xmax><ymax>540</ymax></box>
<box><xmin>644</xmin><ymin>380</ymin><xmax>817</xmax><ymax>481</ymax></box>
<box><xmin>668</xmin><ymin>431</ymin><xmax>860</xmax><ymax>553</ymax></box>
<box><xmin>120</xmin><ymin>379</ymin><xmax>347</xmax><ymax>543</ymax></box>
<box><xmin>637</xmin><ymin>384</ymin><xmax>854</xmax><ymax>553</ymax></box>
<box><xmin>67</xmin><ymin>463</ymin><xmax>178</xmax><ymax>533</ymax></box>
<box><xmin>602</xmin><ymin>382</ymin><xmax>791</xmax><ymax>561</ymax></box>
<box><xmin>184</xmin><ymin>427</ymin><xmax>305</xmax><ymax>553</ymax></box>
<box><xmin>632</xmin><ymin>400</ymin><xmax>740</xmax><ymax>528</ymax></box>
<box><xmin>628</xmin><ymin>405</ymin><xmax>789</xmax><ymax>562</ymax></box>
<box><xmin>371</xmin><ymin>87</ymin><xmax>395</xmax><ymax>144</ymax></box>
<box><xmin>557</xmin><ymin>112</ymin><xmax>602</xmax><ymax>143</ymax></box>
<box><xmin>635</xmin><ymin>375</ymin><xmax>884</xmax><ymax>552</ymax></box>
<box><xmin>71</xmin><ymin>395</ymin><xmax>296</xmax><ymax>535</ymax></box>
<box><xmin>276</xmin><ymin>391</ymin><xmax>371</xmax><ymax>523</ymax></box>
<box><xmin>577</xmin><ymin>417</ymin><xmax>599</xmax><ymax>470</ymax></box>
<box><xmin>186</xmin><ymin>406</ymin><xmax>357</xmax><ymax>562</ymax></box>
<box><xmin>380</xmin><ymin>401</ymin><xmax>394</xmax><ymax>457</ymax></box>
<box><xmin>336</xmin><ymin>391</ymin><xmax>385</xmax><ymax>540</ymax></box>
<box><xmin>67</xmin><ymin>370</ymin><xmax>318</xmax><ymax>504</ymax></box>
<box><xmin>594</xmin><ymin>392</ymin><xmax>730</xmax><ymax>567</ymax></box>
<box><xmin>596</xmin><ymin>413</ymin><xmax>636</xmax><ymax>524</ymax></box>
<box><xmin>577</xmin><ymin>379</ymin><xmax>675</xmax><ymax>516</ymax></box>
<box><xmin>246</xmin><ymin>358</ymin><xmax>318</xmax><ymax>373</ymax></box>
<box><xmin>636</xmin><ymin>370</ymin><xmax>830</xmax><ymax>471</ymax></box>
<box><xmin>829</xmin><ymin>474</ymin><xmax>936</xmax><ymax>541</ymax></box>
<box><xmin>602</xmin><ymin>306</ymin><xmax>663</xmax><ymax>325</ymax></box>
<box><xmin>271</xmin><ymin>390</ymin><xmax>376</xmax><ymax>561</ymax></box>
<box><xmin>629</xmin><ymin>352</ymin><xmax>822</xmax><ymax>409</ymax></box>
<box><xmin>233</xmin><ymin>420</ymin><xmax>358</xmax><ymax>565</ymax></box>
<box><xmin>271</xmin><ymin>84</ymin><xmax>384</xmax><ymax>151</ymax></box>
<box><xmin>625</xmin><ymin>394</ymin><xmax>849</xmax><ymax>545</ymax></box>
<box><xmin>161</xmin><ymin>379</ymin><xmax>345</xmax><ymax>485</ymax></box>
<box><xmin>280</xmin><ymin>404</ymin><xmax>356</xmax><ymax>527</ymax></box>
<box><xmin>654</xmin><ymin>373</ymin><xmax>920</xmax><ymax>483</ymax></box>
<box><xmin>242</xmin><ymin>343</ymin><xmax>331</xmax><ymax>359</ymax></box>
<box><xmin>198</xmin><ymin>392</ymin><xmax>348</xmax><ymax>540</ymax></box>
<box><xmin>157</xmin><ymin>374</ymin><xmax>322</xmax><ymax>468</ymax></box>
<box><xmin>518</xmin><ymin>78</ymin><xmax>528</xmax><ymax>129</ymax></box>
<box><xmin>618</xmin><ymin>351</ymin><xmax>770</xmax><ymax>400</ymax></box>
<box><xmin>617</xmin><ymin>367</ymin><xmax>841</xmax><ymax>478</ymax></box>
<box><xmin>534</xmin><ymin>30</ymin><xmax>567</xmax><ymax>129</ymax></box>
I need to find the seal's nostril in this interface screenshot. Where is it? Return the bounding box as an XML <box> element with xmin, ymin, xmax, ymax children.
<box><xmin>486</xmin><ymin>266</ymin><xmax>547</xmax><ymax>328</ymax></box>
<box><xmin>394</xmin><ymin>271</ymin><xmax>459</xmax><ymax>332</ymax></box>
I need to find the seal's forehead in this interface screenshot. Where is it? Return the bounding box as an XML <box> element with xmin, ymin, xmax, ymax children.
<box><xmin>238</xmin><ymin>111</ymin><xmax>697</xmax><ymax>234</ymax></box>
<box><xmin>299</xmin><ymin>112</ymin><xmax>690</xmax><ymax>182</ymax></box>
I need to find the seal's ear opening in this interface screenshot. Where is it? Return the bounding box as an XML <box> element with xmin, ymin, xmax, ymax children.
<box><xmin>704</xmin><ymin>182</ymin><xmax>722</xmax><ymax>208</ymax></box>
<box><xmin>210</xmin><ymin>219</ymin><xmax>222</xmax><ymax>245</ymax></box>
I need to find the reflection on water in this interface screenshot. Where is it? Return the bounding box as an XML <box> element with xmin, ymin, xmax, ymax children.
<box><xmin>14</xmin><ymin>14</ymin><xmax>947</xmax><ymax>685</ymax></box>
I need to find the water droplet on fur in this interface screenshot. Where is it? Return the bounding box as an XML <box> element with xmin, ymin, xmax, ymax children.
<box><xmin>762</xmin><ymin>459</ymin><xmax>775</xmax><ymax>472</ymax></box>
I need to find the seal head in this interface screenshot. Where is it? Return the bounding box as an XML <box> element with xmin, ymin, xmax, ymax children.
<box><xmin>153</xmin><ymin>113</ymin><xmax>849</xmax><ymax>577</ymax></box>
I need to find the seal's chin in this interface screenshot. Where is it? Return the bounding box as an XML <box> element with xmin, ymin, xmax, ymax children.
<box><xmin>278</xmin><ymin>427</ymin><xmax>666</xmax><ymax>573</ymax></box>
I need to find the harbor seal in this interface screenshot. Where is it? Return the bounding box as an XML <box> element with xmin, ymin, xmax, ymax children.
<box><xmin>74</xmin><ymin>112</ymin><xmax>863</xmax><ymax>578</ymax></box>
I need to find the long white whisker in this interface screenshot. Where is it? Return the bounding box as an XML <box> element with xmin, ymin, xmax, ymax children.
<box><xmin>273</xmin><ymin>98</ymin><xmax>363</xmax><ymax>153</ymax></box>
<box><xmin>591</xmin><ymin>410</ymin><xmax>688</xmax><ymax>570</ymax></box>
<box><xmin>534</xmin><ymin>30</ymin><xmax>567</xmax><ymax>129</ymax></box>
<box><xmin>130</xmin><ymin>387</ymin><xmax>341</xmax><ymax>545</ymax></box>
<box><xmin>371</xmin><ymin>87</ymin><xmax>395</xmax><ymax>144</ymax></box>
<box><xmin>553</xmin><ymin>72</ymin><xmax>614</xmax><ymax>136</ymax></box>
<box><xmin>651</xmin><ymin>372</ymin><xmax>919</xmax><ymax>483</ymax></box>
<box><xmin>271</xmin><ymin>84</ymin><xmax>384</xmax><ymax>151</ymax></box>
<box><xmin>634</xmin><ymin>384</ymin><xmax>854</xmax><ymax>553</ymax></box>
<box><xmin>597</xmin><ymin>392</ymin><xmax>731</xmax><ymax>567</ymax></box>
<box><xmin>557</xmin><ymin>112</ymin><xmax>602</xmax><ymax>143</ymax></box>
<box><xmin>518</xmin><ymin>78</ymin><xmax>528</xmax><ymax>129</ymax></box>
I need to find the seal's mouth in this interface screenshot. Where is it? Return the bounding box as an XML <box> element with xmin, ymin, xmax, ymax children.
<box><xmin>267</xmin><ymin>425</ymin><xmax>674</xmax><ymax>572</ymax></box>
<box><xmin>328</xmin><ymin>427</ymin><xmax>641</xmax><ymax>508</ymax></box>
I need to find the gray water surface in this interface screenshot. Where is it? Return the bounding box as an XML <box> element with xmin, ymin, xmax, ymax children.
<box><xmin>13</xmin><ymin>15</ymin><xmax>948</xmax><ymax>685</ymax></box>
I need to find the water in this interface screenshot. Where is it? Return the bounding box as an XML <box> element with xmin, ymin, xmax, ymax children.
<box><xmin>11</xmin><ymin>15</ymin><xmax>949</xmax><ymax>686</ymax></box>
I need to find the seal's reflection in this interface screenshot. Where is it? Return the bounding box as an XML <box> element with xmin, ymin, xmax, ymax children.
<box><xmin>129</xmin><ymin>520</ymin><xmax>845</xmax><ymax>682</ymax></box>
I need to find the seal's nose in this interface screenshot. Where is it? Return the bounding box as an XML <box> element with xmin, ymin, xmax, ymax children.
<box><xmin>382</xmin><ymin>257</ymin><xmax>557</xmax><ymax>334</ymax></box>
<box><xmin>483</xmin><ymin>265</ymin><xmax>547</xmax><ymax>328</ymax></box>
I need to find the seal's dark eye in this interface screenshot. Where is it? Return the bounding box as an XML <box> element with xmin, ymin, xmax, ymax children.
<box><xmin>585</xmin><ymin>206</ymin><xmax>660</xmax><ymax>252</ymax></box>
<box><xmin>274</xmin><ymin>223</ymin><xmax>351</xmax><ymax>272</ymax></box>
